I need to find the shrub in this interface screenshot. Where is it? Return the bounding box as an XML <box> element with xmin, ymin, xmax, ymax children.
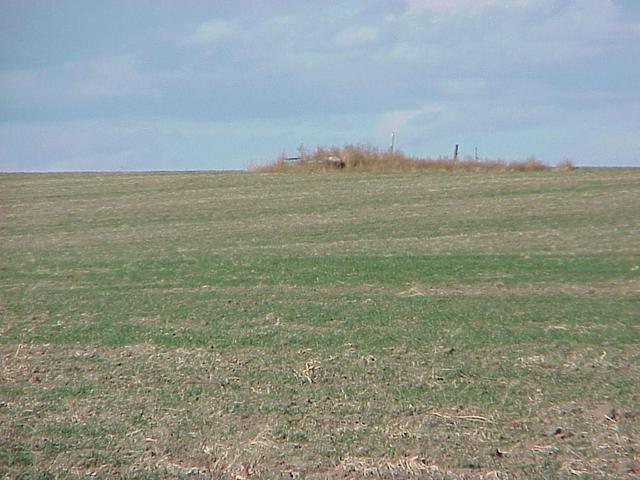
<box><xmin>250</xmin><ymin>145</ymin><xmax>567</xmax><ymax>173</ymax></box>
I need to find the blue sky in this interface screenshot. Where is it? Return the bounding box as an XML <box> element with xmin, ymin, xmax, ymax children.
<box><xmin>1</xmin><ymin>0</ymin><xmax>639</xmax><ymax>171</ymax></box>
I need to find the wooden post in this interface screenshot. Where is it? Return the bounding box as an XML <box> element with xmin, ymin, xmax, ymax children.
<box><xmin>453</xmin><ymin>144</ymin><xmax>459</xmax><ymax>161</ymax></box>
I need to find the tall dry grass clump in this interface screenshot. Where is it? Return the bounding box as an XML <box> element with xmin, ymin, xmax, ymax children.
<box><xmin>555</xmin><ymin>159</ymin><xmax>576</xmax><ymax>171</ymax></box>
<box><xmin>250</xmin><ymin>144</ymin><xmax>573</xmax><ymax>173</ymax></box>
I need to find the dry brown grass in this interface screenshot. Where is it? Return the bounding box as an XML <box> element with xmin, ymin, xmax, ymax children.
<box><xmin>250</xmin><ymin>144</ymin><xmax>571</xmax><ymax>173</ymax></box>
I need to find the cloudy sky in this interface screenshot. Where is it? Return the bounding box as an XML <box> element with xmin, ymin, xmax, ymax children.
<box><xmin>1</xmin><ymin>0</ymin><xmax>639</xmax><ymax>171</ymax></box>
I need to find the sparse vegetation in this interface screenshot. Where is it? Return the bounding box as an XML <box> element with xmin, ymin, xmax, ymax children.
<box><xmin>1</xmin><ymin>168</ymin><xmax>638</xmax><ymax>478</ymax></box>
<box><xmin>251</xmin><ymin>144</ymin><xmax>570</xmax><ymax>173</ymax></box>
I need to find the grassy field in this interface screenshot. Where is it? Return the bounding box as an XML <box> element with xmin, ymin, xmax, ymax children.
<box><xmin>1</xmin><ymin>169</ymin><xmax>639</xmax><ymax>479</ymax></box>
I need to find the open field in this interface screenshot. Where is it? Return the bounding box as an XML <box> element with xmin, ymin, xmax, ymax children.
<box><xmin>1</xmin><ymin>169</ymin><xmax>639</xmax><ymax>479</ymax></box>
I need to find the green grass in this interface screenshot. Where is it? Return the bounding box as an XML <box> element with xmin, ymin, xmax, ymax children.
<box><xmin>1</xmin><ymin>169</ymin><xmax>639</xmax><ymax>478</ymax></box>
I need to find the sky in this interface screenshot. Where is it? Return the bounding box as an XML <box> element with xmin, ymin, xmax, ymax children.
<box><xmin>1</xmin><ymin>0</ymin><xmax>639</xmax><ymax>171</ymax></box>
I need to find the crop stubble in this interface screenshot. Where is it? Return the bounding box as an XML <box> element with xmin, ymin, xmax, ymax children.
<box><xmin>1</xmin><ymin>169</ymin><xmax>639</xmax><ymax>478</ymax></box>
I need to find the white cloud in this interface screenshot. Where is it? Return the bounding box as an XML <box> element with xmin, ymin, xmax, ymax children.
<box><xmin>371</xmin><ymin>0</ymin><xmax>640</xmax><ymax>78</ymax></box>
<box><xmin>182</xmin><ymin>19</ymin><xmax>237</xmax><ymax>45</ymax></box>
<box><xmin>333</xmin><ymin>27</ymin><xmax>378</xmax><ymax>47</ymax></box>
<box><xmin>0</xmin><ymin>113</ymin><xmax>378</xmax><ymax>171</ymax></box>
<box><xmin>68</xmin><ymin>55</ymin><xmax>154</xmax><ymax>99</ymax></box>
<box><xmin>406</xmin><ymin>0</ymin><xmax>530</xmax><ymax>14</ymax></box>
<box><xmin>0</xmin><ymin>54</ymin><xmax>155</xmax><ymax>105</ymax></box>
<box><xmin>2</xmin><ymin>2</ymin><xmax>639</xmax><ymax>170</ymax></box>
<box><xmin>376</xmin><ymin>108</ymin><xmax>425</xmax><ymax>139</ymax></box>
<box><xmin>0</xmin><ymin>118</ymin><xmax>153</xmax><ymax>171</ymax></box>
<box><xmin>434</xmin><ymin>78</ymin><xmax>487</xmax><ymax>97</ymax></box>
<box><xmin>529</xmin><ymin>0</ymin><xmax>640</xmax><ymax>41</ymax></box>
